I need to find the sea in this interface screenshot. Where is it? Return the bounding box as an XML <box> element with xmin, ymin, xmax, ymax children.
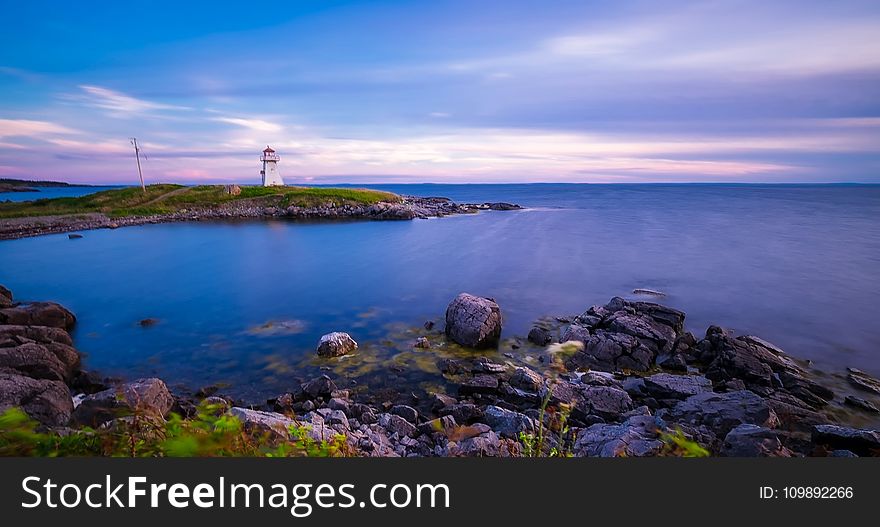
<box><xmin>1</xmin><ymin>183</ymin><xmax>879</xmax><ymax>403</ymax></box>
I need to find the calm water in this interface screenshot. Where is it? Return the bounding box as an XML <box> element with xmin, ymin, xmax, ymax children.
<box><xmin>0</xmin><ymin>186</ymin><xmax>119</xmax><ymax>202</ymax></box>
<box><xmin>1</xmin><ymin>184</ymin><xmax>879</xmax><ymax>401</ymax></box>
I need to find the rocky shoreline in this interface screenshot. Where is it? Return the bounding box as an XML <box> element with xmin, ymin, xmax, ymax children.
<box><xmin>2</xmin><ymin>284</ymin><xmax>879</xmax><ymax>457</ymax></box>
<box><xmin>0</xmin><ymin>195</ymin><xmax>522</xmax><ymax>240</ymax></box>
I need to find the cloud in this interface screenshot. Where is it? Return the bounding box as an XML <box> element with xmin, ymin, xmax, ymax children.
<box><xmin>212</xmin><ymin>117</ymin><xmax>283</xmax><ymax>132</ymax></box>
<box><xmin>71</xmin><ymin>85</ymin><xmax>189</xmax><ymax>117</ymax></box>
<box><xmin>0</xmin><ymin>119</ymin><xmax>80</xmax><ymax>139</ymax></box>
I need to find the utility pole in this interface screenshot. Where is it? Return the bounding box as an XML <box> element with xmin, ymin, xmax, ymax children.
<box><xmin>131</xmin><ymin>137</ymin><xmax>145</xmax><ymax>192</ymax></box>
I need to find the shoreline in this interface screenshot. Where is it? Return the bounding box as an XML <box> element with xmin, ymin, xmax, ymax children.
<box><xmin>0</xmin><ymin>195</ymin><xmax>523</xmax><ymax>241</ymax></box>
<box><xmin>2</xmin><ymin>285</ymin><xmax>879</xmax><ymax>457</ymax></box>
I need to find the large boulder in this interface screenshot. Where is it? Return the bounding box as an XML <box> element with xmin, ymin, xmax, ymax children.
<box><xmin>659</xmin><ymin>390</ymin><xmax>779</xmax><ymax>437</ymax></box>
<box><xmin>72</xmin><ymin>378</ymin><xmax>173</xmax><ymax>427</ymax></box>
<box><xmin>0</xmin><ymin>302</ymin><xmax>76</xmax><ymax>330</ymax></box>
<box><xmin>0</xmin><ymin>342</ymin><xmax>70</xmax><ymax>381</ymax></box>
<box><xmin>0</xmin><ymin>325</ymin><xmax>79</xmax><ymax>377</ymax></box>
<box><xmin>573</xmin><ymin>415</ymin><xmax>665</xmax><ymax>457</ymax></box>
<box><xmin>0</xmin><ymin>369</ymin><xmax>73</xmax><ymax>426</ymax></box>
<box><xmin>444</xmin><ymin>293</ymin><xmax>502</xmax><ymax>348</ymax></box>
<box><xmin>316</xmin><ymin>332</ymin><xmax>358</xmax><ymax>357</ymax></box>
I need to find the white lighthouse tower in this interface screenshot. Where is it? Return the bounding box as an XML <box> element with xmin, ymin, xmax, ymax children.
<box><xmin>260</xmin><ymin>146</ymin><xmax>284</xmax><ymax>187</ymax></box>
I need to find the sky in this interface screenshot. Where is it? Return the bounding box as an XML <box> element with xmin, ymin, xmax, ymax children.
<box><xmin>1</xmin><ymin>0</ymin><xmax>879</xmax><ymax>185</ymax></box>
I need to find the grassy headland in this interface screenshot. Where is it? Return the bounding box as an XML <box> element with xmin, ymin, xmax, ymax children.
<box><xmin>0</xmin><ymin>184</ymin><xmax>402</xmax><ymax>219</ymax></box>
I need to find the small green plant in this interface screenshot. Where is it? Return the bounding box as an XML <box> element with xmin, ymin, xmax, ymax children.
<box><xmin>519</xmin><ymin>383</ymin><xmax>574</xmax><ymax>458</ymax></box>
<box><xmin>0</xmin><ymin>404</ymin><xmax>347</xmax><ymax>458</ymax></box>
<box><xmin>659</xmin><ymin>428</ymin><xmax>710</xmax><ymax>457</ymax></box>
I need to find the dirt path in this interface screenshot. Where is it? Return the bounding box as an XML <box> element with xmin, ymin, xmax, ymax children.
<box><xmin>139</xmin><ymin>186</ymin><xmax>190</xmax><ymax>207</ymax></box>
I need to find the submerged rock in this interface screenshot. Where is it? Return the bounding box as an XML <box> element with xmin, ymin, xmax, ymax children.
<box><xmin>844</xmin><ymin>395</ymin><xmax>879</xmax><ymax>413</ymax></box>
<box><xmin>847</xmin><ymin>368</ymin><xmax>880</xmax><ymax>395</ymax></box>
<box><xmin>632</xmin><ymin>288</ymin><xmax>666</xmax><ymax>297</ymax></box>
<box><xmin>316</xmin><ymin>332</ymin><xmax>358</xmax><ymax>357</ymax></box>
<box><xmin>444</xmin><ymin>293</ymin><xmax>502</xmax><ymax>348</ymax></box>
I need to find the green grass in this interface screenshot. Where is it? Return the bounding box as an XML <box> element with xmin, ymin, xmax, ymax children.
<box><xmin>0</xmin><ymin>184</ymin><xmax>401</xmax><ymax>219</ymax></box>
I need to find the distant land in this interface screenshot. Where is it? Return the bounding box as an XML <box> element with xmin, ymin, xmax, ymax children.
<box><xmin>0</xmin><ymin>178</ymin><xmax>85</xmax><ymax>193</ymax></box>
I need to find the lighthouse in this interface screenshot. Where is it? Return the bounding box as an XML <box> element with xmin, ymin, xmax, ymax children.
<box><xmin>260</xmin><ymin>146</ymin><xmax>284</xmax><ymax>187</ymax></box>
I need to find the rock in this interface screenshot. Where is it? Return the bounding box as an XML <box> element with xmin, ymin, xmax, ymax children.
<box><xmin>228</xmin><ymin>407</ymin><xmax>295</xmax><ymax>441</ymax></box>
<box><xmin>566</xmin><ymin>330</ymin><xmax>654</xmax><ymax>372</ymax></box>
<box><xmin>418</xmin><ymin>415</ymin><xmax>458</xmax><ymax>436</ymax></box>
<box><xmin>560</xmin><ymin>324</ymin><xmax>591</xmax><ymax>344</ymax></box>
<box><xmin>0</xmin><ymin>285</ymin><xmax>12</xmax><ymax>308</ymax></box>
<box><xmin>632</xmin><ymin>288</ymin><xmax>665</xmax><ymax>297</ymax></box>
<box><xmin>224</xmin><ymin>184</ymin><xmax>242</xmax><ymax>196</ymax></box>
<box><xmin>484</xmin><ymin>405</ymin><xmax>535</xmax><ymax>439</ymax></box>
<box><xmin>573</xmin><ymin>415</ymin><xmax>665</xmax><ymax>457</ymax></box>
<box><xmin>721</xmin><ymin>424</ymin><xmax>792</xmax><ymax>457</ymax></box>
<box><xmin>440</xmin><ymin>403</ymin><xmax>483</xmax><ymax>424</ymax></box>
<box><xmin>458</xmin><ymin>374</ymin><xmax>499</xmax><ymax>395</ymax></box>
<box><xmin>390</xmin><ymin>404</ymin><xmax>419</xmax><ymax>424</ymax></box>
<box><xmin>702</xmin><ymin>332</ymin><xmax>800</xmax><ymax>389</ymax></box>
<box><xmin>0</xmin><ymin>302</ymin><xmax>76</xmax><ymax>330</ymax></box>
<box><xmin>581</xmin><ymin>385</ymin><xmax>633</xmax><ymax>419</ymax></box>
<box><xmin>509</xmin><ymin>366</ymin><xmax>544</xmax><ymax>392</ymax></box>
<box><xmin>847</xmin><ymin>368</ymin><xmax>880</xmax><ymax>395</ymax></box>
<box><xmin>448</xmin><ymin>430</ymin><xmax>521</xmax><ymax>457</ymax></box>
<box><xmin>68</xmin><ymin>233</ymin><xmax>83</xmax><ymax>239</ymax></box>
<box><xmin>766</xmin><ymin>396</ymin><xmax>831</xmax><ymax>433</ymax></box>
<box><xmin>429</xmin><ymin>392</ymin><xmax>457</xmax><ymax>412</ymax></box>
<box><xmin>414</xmin><ymin>337</ymin><xmax>430</xmax><ymax>349</ymax></box>
<box><xmin>72</xmin><ymin>378</ymin><xmax>173</xmax><ymax>427</ymax></box>
<box><xmin>811</xmin><ymin>425</ymin><xmax>880</xmax><ymax>457</ymax></box>
<box><xmin>378</xmin><ymin>413</ymin><xmax>417</xmax><ymax>438</ymax></box>
<box><xmin>444</xmin><ymin>293</ymin><xmax>502</xmax><ymax>348</ymax></box>
<box><xmin>138</xmin><ymin>318</ymin><xmax>159</xmax><ymax>327</ymax></box>
<box><xmin>437</xmin><ymin>358</ymin><xmax>466</xmax><ymax>375</ymax></box>
<box><xmin>527</xmin><ymin>326</ymin><xmax>553</xmax><ymax>345</ymax></box>
<box><xmin>472</xmin><ymin>357</ymin><xmax>505</xmax><ymax>374</ymax></box>
<box><xmin>0</xmin><ymin>325</ymin><xmax>79</xmax><ymax>374</ymax></box>
<box><xmin>828</xmin><ymin>449</ymin><xmax>858</xmax><ymax>457</ymax></box>
<box><xmin>659</xmin><ymin>354</ymin><xmax>688</xmax><ymax>372</ymax></box>
<box><xmin>424</xmin><ymin>320</ymin><xmax>435</xmax><ymax>330</ymax></box>
<box><xmin>643</xmin><ymin>373</ymin><xmax>713</xmax><ymax>400</ymax></box>
<box><xmin>660</xmin><ymin>390</ymin><xmax>779</xmax><ymax>437</ymax></box>
<box><xmin>623</xmin><ymin>300</ymin><xmax>686</xmax><ymax>334</ymax></box>
<box><xmin>302</xmin><ymin>375</ymin><xmax>338</xmax><ymax>399</ymax></box>
<box><xmin>0</xmin><ymin>369</ymin><xmax>73</xmax><ymax>426</ymax></box>
<box><xmin>605</xmin><ymin>311</ymin><xmax>677</xmax><ymax>354</ymax></box>
<box><xmin>0</xmin><ymin>342</ymin><xmax>71</xmax><ymax>381</ymax></box>
<box><xmin>316</xmin><ymin>332</ymin><xmax>358</xmax><ymax>357</ymax></box>
<box><xmin>327</xmin><ymin>397</ymin><xmax>351</xmax><ymax>416</ymax></box>
<box><xmin>844</xmin><ymin>395</ymin><xmax>879</xmax><ymax>413</ymax></box>
<box><xmin>777</xmin><ymin>371</ymin><xmax>834</xmax><ymax>407</ymax></box>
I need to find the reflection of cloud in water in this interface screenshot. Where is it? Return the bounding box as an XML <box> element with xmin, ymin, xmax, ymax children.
<box><xmin>246</xmin><ymin>319</ymin><xmax>308</xmax><ymax>336</ymax></box>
